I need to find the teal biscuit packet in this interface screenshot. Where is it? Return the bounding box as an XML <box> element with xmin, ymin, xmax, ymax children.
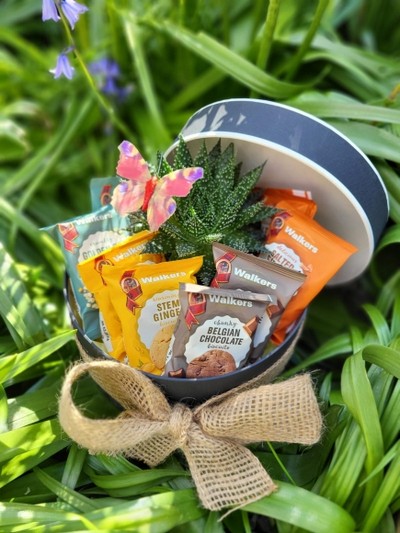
<box><xmin>42</xmin><ymin>204</ymin><xmax>130</xmax><ymax>340</ymax></box>
<box><xmin>90</xmin><ymin>177</ymin><xmax>120</xmax><ymax>210</ymax></box>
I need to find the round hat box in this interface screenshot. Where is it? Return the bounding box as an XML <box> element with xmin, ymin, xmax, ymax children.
<box><xmin>67</xmin><ymin>98</ymin><xmax>389</xmax><ymax>404</ymax></box>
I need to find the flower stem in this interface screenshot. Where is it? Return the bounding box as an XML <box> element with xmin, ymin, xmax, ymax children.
<box><xmin>59</xmin><ymin>12</ymin><xmax>134</xmax><ymax>139</ymax></box>
<box><xmin>284</xmin><ymin>0</ymin><xmax>330</xmax><ymax>81</ymax></box>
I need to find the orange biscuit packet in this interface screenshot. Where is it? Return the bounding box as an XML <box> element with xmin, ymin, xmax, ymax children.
<box><xmin>101</xmin><ymin>256</ymin><xmax>203</xmax><ymax>374</ymax></box>
<box><xmin>77</xmin><ymin>231</ymin><xmax>161</xmax><ymax>360</ymax></box>
<box><xmin>262</xmin><ymin>201</ymin><xmax>357</xmax><ymax>343</ymax></box>
<box><xmin>263</xmin><ymin>188</ymin><xmax>317</xmax><ymax>218</ymax></box>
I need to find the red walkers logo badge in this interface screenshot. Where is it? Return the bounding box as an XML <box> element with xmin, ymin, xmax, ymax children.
<box><xmin>211</xmin><ymin>251</ymin><xmax>236</xmax><ymax>287</ymax></box>
<box><xmin>120</xmin><ymin>270</ymin><xmax>142</xmax><ymax>313</ymax></box>
<box><xmin>58</xmin><ymin>223</ymin><xmax>79</xmax><ymax>253</ymax></box>
<box><xmin>185</xmin><ymin>292</ymin><xmax>206</xmax><ymax>329</ymax></box>
<box><xmin>100</xmin><ymin>185</ymin><xmax>112</xmax><ymax>206</ymax></box>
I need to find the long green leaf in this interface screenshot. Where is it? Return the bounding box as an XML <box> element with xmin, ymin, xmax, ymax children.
<box><xmin>243</xmin><ymin>481</ymin><xmax>355</xmax><ymax>533</ymax></box>
<box><xmin>0</xmin><ymin>241</ymin><xmax>46</xmax><ymax>348</ymax></box>
<box><xmin>154</xmin><ymin>20</ymin><xmax>308</xmax><ymax>99</ymax></box>
<box><xmin>341</xmin><ymin>351</ymin><xmax>384</xmax><ymax>515</ymax></box>
<box><xmin>362</xmin><ymin>344</ymin><xmax>400</xmax><ymax>379</ymax></box>
<box><xmin>0</xmin><ymin>330</ymin><xmax>75</xmax><ymax>383</ymax></box>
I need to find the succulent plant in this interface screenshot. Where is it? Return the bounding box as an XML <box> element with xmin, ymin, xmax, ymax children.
<box><xmin>127</xmin><ymin>137</ymin><xmax>275</xmax><ymax>285</ymax></box>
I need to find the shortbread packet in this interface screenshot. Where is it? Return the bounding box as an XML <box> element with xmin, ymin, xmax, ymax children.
<box><xmin>262</xmin><ymin>200</ymin><xmax>358</xmax><ymax>342</ymax></box>
<box><xmin>165</xmin><ymin>283</ymin><xmax>272</xmax><ymax>378</ymax></box>
<box><xmin>211</xmin><ymin>242</ymin><xmax>306</xmax><ymax>360</ymax></box>
<box><xmin>43</xmin><ymin>205</ymin><xmax>130</xmax><ymax>340</ymax></box>
<box><xmin>101</xmin><ymin>256</ymin><xmax>203</xmax><ymax>374</ymax></box>
<box><xmin>263</xmin><ymin>188</ymin><xmax>317</xmax><ymax>218</ymax></box>
<box><xmin>90</xmin><ymin>177</ymin><xmax>120</xmax><ymax>210</ymax></box>
<box><xmin>78</xmin><ymin>231</ymin><xmax>162</xmax><ymax>360</ymax></box>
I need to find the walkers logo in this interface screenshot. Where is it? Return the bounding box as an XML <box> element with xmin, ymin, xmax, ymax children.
<box><xmin>284</xmin><ymin>225</ymin><xmax>318</xmax><ymax>253</ymax></box>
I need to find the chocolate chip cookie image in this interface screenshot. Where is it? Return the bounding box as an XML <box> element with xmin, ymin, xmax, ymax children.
<box><xmin>149</xmin><ymin>323</ymin><xmax>176</xmax><ymax>370</ymax></box>
<box><xmin>186</xmin><ymin>349</ymin><xmax>236</xmax><ymax>378</ymax></box>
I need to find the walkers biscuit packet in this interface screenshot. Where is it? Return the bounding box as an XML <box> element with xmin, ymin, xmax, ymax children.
<box><xmin>262</xmin><ymin>200</ymin><xmax>358</xmax><ymax>343</ymax></box>
<box><xmin>90</xmin><ymin>177</ymin><xmax>121</xmax><ymax>210</ymax></box>
<box><xmin>210</xmin><ymin>242</ymin><xmax>306</xmax><ymax>360</ymax></box>
<box><xmin>101</xmin><ymin>256</ymin><xmax>203</xmax><ymax>374</ymax></box>
<box><xmin>263</xmin><ymin>188</ymin><xmax>317</xmax><ymax>218</ymax></box>
<box><xmin>165</xmin><ymin>283</ymin><xmax>273</xmax><ymax>378</ymax></box>
<box><xmin>77</xmin><ymin>230</ymin><xmax>162</xmax><ymax>360</ymax></box>
<box><xmin>42</xmin><ymin>205</ymin><xmax>130</xmax><ymax>340</ymax></box>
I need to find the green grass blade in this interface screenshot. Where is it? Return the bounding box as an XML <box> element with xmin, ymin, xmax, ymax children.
<box><xmin>84</xmin><ymin>489</ymin><xmax>205</xmax><ymax>531</ymax></box>
<box><xmin>0</xmin><ymin>383</ymin><xmax>8</xmax><ymax>433</ymax></box>
<box><xmin>287</xmin><ymin>91</ymin><xmax>400</xmax><ymax>124</ymax></box>
<box><xmin>341</xmin><ymin>351</ymin><xmax>384</xmax><ymax>515</ymax></box>
<box><xmin>0</xmin><ymin>439</ymin><xmax>69</xmax><ymax>488</ymax></box>
<box><xmin>0</xmin><ymin>241</ymin><xmax>47</xmax><ymax>348</ymax></box>
<box><xmin>154</xmin><ymin>20</ymin><xmax>308</xmax><ymax>99</ymax></box>
<box><xmin>0</xmin><ymin>502</ymin><xmax>85</xmax><ymax>528</ymax></box>
<box><xmin>327</xmin><ymin>120</ymin><xmax>400</xmax><ymax>163</ymax></box>
<box><xmin>243</xmin><ymin>481</ymin><xmax>355</xmax><ymax>533</ymax></box>
<box><xmin>0</xmin><ymin>330</ymin><xmax>75</xmax><ymax>384</ymax></box>
<box><xmin>362</xmin><ymin>344</ymin><xmax>400</xmax><ymax>379</ymax></box>
<box><xmin>89</xmin><ymin>468</ymin><xmax>190</xmax><ymax>497</ymax></box>
<box><xmin>361</xmin><ymin>304</ymin><xmax>392</xmax><ymax>345</ymax></box>
<box><xmin>61</xmin><ymin>444</ymin><xmax>88</xmax><ymax>489</ymax></box>
<box><xmin>361</xmin><ymin>452</ymin><xmax>400</xmax><ymax>531</ymax></box>
<box><xmin>7</xmin><ymin>379</ymin><xmax>62</xmax><ymax>430</ymax></box>
<box><xmin>34</xmin><ymin>468</ymin><xmax>100</xmax><ymax>513</ymax></box>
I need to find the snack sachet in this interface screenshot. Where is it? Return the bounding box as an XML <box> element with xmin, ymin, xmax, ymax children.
<box><xmin>210</xmin><ymin>242</ymin><xmax>305</xmax><ymax>361</ymax></box>
<box><xmin>262</xmin><ymin>200</ymin><xmax>358</xmax><ymax>343</ymax></box>
<box><xmin>165</xmin><ymin>283</ymin><xmax>272</xmax><ymax>378</ymax></box>
<box><xmin>77</xmin><ymin>231</ymin><xmax>162</xmax><ymax>360</ymax></box>
<box><xmin>90</xmin><ymin>177</ymin><xmax>121</xmax><ymax>210</ymax></box>
<box><xmin>43</xmin><ymin>205</ymin><xmax>130</xmax><ymax>340</ymax></box>
<box><xmin>101</xmin><ymin>256</ymin><xmax>203</xmax><ymax>374</ymax></box>
<box><xmin>263</xmin><ymin>188</ymin><xmax>317</xmax><ymax>218</ymax></box>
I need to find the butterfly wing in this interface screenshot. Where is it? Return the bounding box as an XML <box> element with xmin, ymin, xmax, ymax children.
<box><xmin>116</xmin><ymin>140</ymin><xmax>152</xmax><ymax>182</ymax></box>
<box><xmin>111</xmin><ymin>179</ymin><xmax>147</xmax><ymax>216</ymax></box>
<box><xmin>147</xmin><ymin>167</ymin><xmax>203</xmax><ymax>231</ymax></box>
<box><xmin>112</xmin><ymin>140</ymin><xmax>152</xmax><ymax>216</ymax></box>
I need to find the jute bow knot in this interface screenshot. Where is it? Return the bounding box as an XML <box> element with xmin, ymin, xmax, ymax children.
<box><xmin>168</xmin><ymin>403</ymin><xmax>193</xmax><ymax>447</ymax></box>
<box><xmin>59</xmin><ymin>360</ymin><xmax>322</xmax><ymax>511</ymax></box>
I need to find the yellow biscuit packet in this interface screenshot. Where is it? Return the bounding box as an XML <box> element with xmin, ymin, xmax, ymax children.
<box><xmin>77</xmin><ymin>231</ymin><xmax>162</xmax><ymax>360</ymax></box>
<box><xmin>101</xmin><ymin>256</ymin><xmax>203</xmax><ymax>374</ymax></box>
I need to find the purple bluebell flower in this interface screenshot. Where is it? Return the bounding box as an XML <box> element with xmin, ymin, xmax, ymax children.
<box><xmin>60</xmin><ymin>0</ymin><xmax>88</xmax><ymax>30</ymax></box>
<box><xmin>89</xmin><ymin>58</ymin><xmax>132</xmax><ymax>100</ymax></box>
<box><xmin>89</xmin><ymin>58</ymin><xmax>120</xmax><ymax>79</ymax></box>
<box><xmin>42</xmin><ymin>0</ymin><xmax>60</xmax><ymax>22</ymax></box>
<box><xmin>50</xmin><ymin>49</ymin><xmax>75</xmax><ymax>79</ymax></box>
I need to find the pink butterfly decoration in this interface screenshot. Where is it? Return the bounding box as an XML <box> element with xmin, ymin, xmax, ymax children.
<box><xmin>111</xmin><ymin>140</ymin><xmax>204</xmax><ymax>231</ymax></box>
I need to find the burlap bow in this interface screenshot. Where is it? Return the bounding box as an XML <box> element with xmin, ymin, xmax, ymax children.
<box><xmin>58</xmin><ymin>359</ymin><xmax>322</xmax><ymax>511</ymax></box>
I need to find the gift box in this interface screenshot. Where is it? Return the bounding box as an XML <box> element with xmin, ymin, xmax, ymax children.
<box><xmin>65</xmin><ymin>98</ymin><xmax>388</xmax><ymax>403</ymax></box>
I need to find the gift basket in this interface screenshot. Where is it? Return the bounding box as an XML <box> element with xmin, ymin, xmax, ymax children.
<box><xmin>48</xmin><ymin>98</ymin><xmax>389</xmax><ymax>511</ymax></box>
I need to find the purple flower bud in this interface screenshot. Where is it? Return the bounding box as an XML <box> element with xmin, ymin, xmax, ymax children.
<box><xmin>42</xmin><ymin>0</ymin><xmax>60</xmax><ymax>22</ymax></box>
<box><xmin>60</xmin><ymin>0</ymin><xmax>88</xmax><ymax>30</ymax></box>
<box><xmin>50</xmin><ymin>50</ymin><xmax>75</xmax><ymax>80</ymax></box>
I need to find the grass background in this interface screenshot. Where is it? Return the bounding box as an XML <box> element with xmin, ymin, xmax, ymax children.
<box><xmin>0</xmin><ymin>0</ymin><xmax>400</xmax><ymax>531</ymax></box>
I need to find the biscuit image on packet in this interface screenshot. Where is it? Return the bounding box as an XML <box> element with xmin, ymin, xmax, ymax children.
<box><xmin>165</xmin><ymin>283</ymin><xmax>273</xmax><ymax>378</ymax></box>
<box><xmin>101</xmin><ymin>256</ymin><xmax>203</xmax><ymax>374</ymax></box>
<box><xmin>77</xmin><ymin>230</ymin><xmax>162</xmax><ymax>360</ymax></box>
<box><xmin>42</xmin><ymin>204</ymin><xmax>130</xmax><ymax>340</ymax></box>
<box><xmin>262</xmin><ymin>200</ymin><xmax>358</xmax><ymax>343</ymax></box>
